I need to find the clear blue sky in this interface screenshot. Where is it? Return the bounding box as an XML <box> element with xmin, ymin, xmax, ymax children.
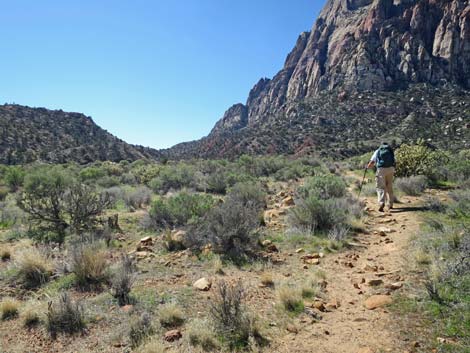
<box><xmin>2</xmin><ymin>1</ymin><xmax>322</xmax><ymax>149</ymax></box>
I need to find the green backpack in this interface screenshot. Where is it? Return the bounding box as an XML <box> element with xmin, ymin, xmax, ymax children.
<box><xmin>377</xmin><ymin>145</ymin><xmax>395</xmax><ymax>168</ymax></box>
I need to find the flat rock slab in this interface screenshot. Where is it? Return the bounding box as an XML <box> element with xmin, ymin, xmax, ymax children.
<box><xmin>193</xmin><ymin>277</ymin><xmax>212</xmax><ymax>291</ymax></box>
<box><xmin>364</xmin><ymin>295</ymin><xmax>392</xmax><ymax>310</ymax></box>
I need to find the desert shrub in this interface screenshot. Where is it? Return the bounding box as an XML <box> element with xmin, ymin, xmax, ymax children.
<box><xmin>189</xmin><ymin>198</ymin><xmax>261</xmax><ymax>263</ymax></box>
<box><xmin>448</xmin><ymin>189</ymin><xmax>470</xmax><ymax>219</ymax></box>
<box><xmin>148</xmin><ymin>191</ymin><xmax>214</xmax><ymax>228</ymax></box>
<box><xmin>46</xmin><ymin>292</ymin><xmax>85</xmax><ymax>337</ymax></box>
<box><xmin>226</xmin><ymin>182</ymin><xmax>266</xmax><ymax>210</ymax></box>
<box><xmin>0</xmin><ymin>298</ymin><xmax>20</xmax><ymax>320</ymax></box>
<box><xmin>79</xmin><ymin>166</ymin><xmax>106</xmax><ymax>181</ymax></box>
<box><xmin>288</xmin><ymin>196</ymin><xmax>347</xmax><ymax>234</ymax></box>
<box><xmin>187</xmin><ymin>319</ymin><xmax>219</xmax><ymax>351</ymax></box>
<box><xmin>210</xmin><ymin>280</ymin><xmax>252</xmax><ymax>349</ymax></box>
<box><xmin>15</xmin><ymin>248</ymin><xmax>53</xmax><ymax>289</ymax></box>
<box><xmin>394</xmin><ymin>142</ymin><xmax>449</xmax><ymax>180</ymax></box>
<box><xmin>395</xmin><ymin>175</ymin><xmax>428</xmax><ymax>196</ymax></box>
<box><xmin>111</xmin><ymin>255</ymin><xmax>136</xmax><ymax>306</ymax></box>
<box><xmin>103</xmin><ymin>186</ymin><xmax>126</xmax><ymax>207</ymax></box>
<box><xmin>96</xmin><ymin>175</ymin><xmax>120</xmax><ymax>188</ymax></box>
<box><xmin>158</xmin><ymin>303</ymin><xmax>185</xmax><ymax>328</ymax></box>
<box><xmin>5</xmin><ymin>166</ymin><xmax>25</xmax><ymax>192</ymax></box>
<box><xmin>277</xmin><ymin>286</ymin><xmax>304</xmax><ymax>314</ymax></box>
<box><xmin>298</xmin><ymin>174</ymin><xmax>346</xmax><ymax>200</ymax></box>
<box><xmin>129</xmin><ymin>312</ymin><xmax>155</xmax><ymax>348</ymax></box>
<box><xmin>0</xmin><ymin>186</ymin><xmax>8</xmax><ymax>201</ymax></box>
<box><xmin>120</xmin><ymin>172</ymin><xmax>138</xmax><ymax>185</ymax></box>
<box><xmin>1</xmin><ymin>248</ymin><xmax>11</xmax><ymax>261</ymax></box>
<box><xmin>131</xmin><ymin>164</ymin><xmax>161</xmax><ymax>185</ymax></box>
<box><xmin>64</xmin><ymin>183</ymin><xmax>112</xmax><ymax>233</ymax></box>
<box><xmin>328</xmin><ymin>225</ymin><xmax>350</xmax><ymax>242</ymax></box>
<box><xmin>149</xmin><ymin>164</ymin><xmax>195</xmax><ymax>193</ymax></box>
<box><xmin>124</xmin><ymin>186</ymin><xmax>152</xmax><ymax>209</ymax></box>
<box><xmin>423</xmin><ymin>196</ymin><xmax>447</xmax><ymax>213</ymax></box>
<box><xmin>18</xmin><ymin>170</ymin><xmax>110</xmax><ymax>243</ymax></box>
<box><xmin>71</xmin><ymin>245</ymin><xmax>109</xmax><ymax>290</ymax></box>
<box><xmin>0</xmin><ymin>201</ymin><xmax>25</xmax><ymax>228</ymax></box>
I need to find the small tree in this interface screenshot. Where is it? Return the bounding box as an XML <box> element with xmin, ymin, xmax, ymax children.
<box><xmin>18</xmin><ymin>169</ymin><xmax>110</xmax><ymax>243</ymax></box>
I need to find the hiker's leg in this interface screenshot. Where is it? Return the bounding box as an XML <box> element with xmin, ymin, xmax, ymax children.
<box><xmin>376</xmin><ymin>169</ymin><xmax>386</xmax><ymax>209</ymax></box>
<box><xmin>387</xmin><ymin>168</ymin><xmax>395</xmax><ymax>208</ymax></box>
<box><xmin>383</xmin><ymin>168</ymin><xmax>393</xmax><ymax>208</ymax></box>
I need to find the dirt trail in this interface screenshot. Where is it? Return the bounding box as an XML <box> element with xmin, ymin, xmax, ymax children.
<box><xmin>273</xmin><ymin>192</ymin><xmax>425</xmax><ymax>353</ymax></box>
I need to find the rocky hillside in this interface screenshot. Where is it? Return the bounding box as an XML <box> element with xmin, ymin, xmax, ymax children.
<box><xmin>0</xmin><ymin>104</ymin><xmax>160</xmax><ymax>165</ymax></box>
<box><xmin>164</xmin><ymin>0</ymin><xmax>470</xmax><ymax>159</ymax></box>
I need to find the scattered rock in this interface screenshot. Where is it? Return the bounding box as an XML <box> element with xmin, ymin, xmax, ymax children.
<box><xmin>140</xmin><ymin>236</ymin><xmax>153</xmax><ymax>246</ymax></box>
<box><xmin>364</xmin><ymin>295</ymin><xmax>392</xmax><ymax>310</ymax></box>
<box><xmin>164</xmin><ymin>329</ymin><xmax>182</xmax><ymax>342</ymax></box>
<box><xmin>385</xmin><ymin>282</ymin><xmax>403</xmax><ymax>290</ymax></box>
<box><xmin>286</xmin><ymin>324</ymin><xmax>298</xmax><ymax>334</ymax></box>
<box><xmin>261</xmin><ymin>239</ymin><xmax>272</xmax><ymax>247</ymax></box>
<box><xmin>121</xmin><ymin>305</ymin><xmax>134</xmax><ymax>313</ymax></box>
<box><xmin>367</xmin><ymin>279</ymin><xmax>383</xmax><ymax>286</ymax></box>
<box><xmin>193</xmin><ymin>278</ymin><xmax>212</xmax><ymax>291</ymax></box>
<box><xmin>266</xmin><ymin>244</ymin><xmax>279</xmax><ymax>253</ymax></box>
<box><xmin>295</xmin><ymin>248</ymin><xmax>305</xmax><ymax>253</ymax></box>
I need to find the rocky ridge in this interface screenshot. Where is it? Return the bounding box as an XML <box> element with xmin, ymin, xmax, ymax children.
<box><xmin>0</xmin><ymin>104</ymin><xmax>161</xmax><ymax>165</ymax></box>
<box><xmin>164</xmin><ymin>0</ymin><xmax>470</xmax><ymax>159</ymax></box>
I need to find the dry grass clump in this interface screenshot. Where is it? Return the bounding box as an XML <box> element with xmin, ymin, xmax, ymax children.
<box><xmin>187</xmin><ymin>318</ymin><xmax>219</xmax><ymax>351</ymax></box>
<box><xmin>0</xmin><ymin>298</ymin><xmax>20</xmax><ymax>320</ymax></box>
<box><xmin>1</xmin><ymin>246</ymin><xmax>11</xmax><ymax>261</ymax></box>
<box><xmin>277</xmin><ymin>286</ymin><xmax>304</xmax><ymax>314</ymax></box>
<box><xmin>71</xmin><ymin>245</ymin><xmax>109</xmax><ymax>290</ymax></box>
<box><xmin>415</xmin><ymin>249</ymin><xmax>432</xmax><ymax>265</ymax></box>
<box><xmin>158</xmin><ymin>303</ymin><xmax>185</xmax><ymax>328</ymax></box>
<box><xmin>15</xmin><ymin>248</ymin><xmax>53</xmax><ymax>288</ymax></box>
<box><xmin>212</xmin><ymin>255</ymin><xmax>225</xmax><ymax>275</ymax></box>
<box><xmin>260</xmin><ymin>272</ymin><xmax>275</xmax><ymax>288</ymax></box>
<box><xmin>46</xmin><ymin>292</ymin><xmax>86</xmax><ymax>337</ymax></box>
<box><xmin>135</xmin><ymin>338</ymin><xmax>166</xmax><ymax>353</ymax></box>
<box><xmin>129</xmin><ymin>312</ymin><xmax>155</xmax><ymax>349</ymax></box>
<box><xmin>23</xmin><ymin>309</ymin><xmax>41</xmax><ymax>327</ymax></box>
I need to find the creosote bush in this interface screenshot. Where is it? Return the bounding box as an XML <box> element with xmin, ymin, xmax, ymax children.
<box><xmin>15</xmin><ymin>248</ymin><xmax>53</xmax><ymax>289</ymax></box>
<box><xmin>135</xmin><ymin>339</ymin><xmax>166</xmax><ymax>353</ymax></box>
<box><xmin>0</xmin><ymin>298</ymin><xmax>20</xmax><ymax>320</ymax></box>
<box><xmin>46</xmin><ymin>293</ymin><xmax>85</xmax><ymax>337</ymax></box>
<box><xmin>71</xmin><ymin>245</ymin><xmax>109</xmax><ymax>290</ymax></box>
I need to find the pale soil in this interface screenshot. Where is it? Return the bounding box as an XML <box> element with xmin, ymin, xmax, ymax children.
<box><xmin>0</xmin><ymin>183</ymin><xmax>440</xmax><ymax>353</ymax></box>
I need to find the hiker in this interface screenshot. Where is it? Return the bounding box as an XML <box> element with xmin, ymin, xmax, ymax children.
<box><xmin>367</xmin><ymin>142</ymin><xmax>396</xmax><ymax>212</ymax></box>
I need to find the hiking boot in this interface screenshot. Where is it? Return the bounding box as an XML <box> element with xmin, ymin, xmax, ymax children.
<box><xmin>378</xmin><ymin>204</ymin><xmax>385</xmax><ymax>212</ymax></box>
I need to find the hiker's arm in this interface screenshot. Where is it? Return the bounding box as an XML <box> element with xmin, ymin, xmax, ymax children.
<box><xmin>367</xmin><ymin>160</ymin><xmax>375</xmax><ymax>169</ymax></box>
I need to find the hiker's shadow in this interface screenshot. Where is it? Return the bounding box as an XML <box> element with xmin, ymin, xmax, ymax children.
<box><xmin>391</xmin><ymin>206</ymin><xmax>427</xmax><ymax>213</ymax></box>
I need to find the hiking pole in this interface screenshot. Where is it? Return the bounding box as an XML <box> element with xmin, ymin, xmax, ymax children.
<box><xmin>358</xmin><ymin>167</ymin><xmax>368</xmax><ymax>198</ymax></box>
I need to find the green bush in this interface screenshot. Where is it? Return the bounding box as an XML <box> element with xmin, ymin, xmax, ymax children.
<box><xmin>149</xmin><ymin>164</ymin><xmax>196</xmax><ymax>193</ymax></box>
<box><xmin>395</xmin><ymin>142</ymin><xmax>449</xmax><ymax>180</ymax></box>
<box><xmin>288</xmin><ymin>196</ymin><xmax>347</xmax><ymax>234</ymax></box>
<box><xmin>149</xmin><ymin>191</ymin><xmax>214</xmax><ymax>228</ymax></box>
<box><xmin>79</xmin><ymin>166</ymin><xmax>106</xmax><ymax>181</ymax></box>
<box><xmin>298</xmin><ymin>175</ymin><xmax>346</xmax><ymax>200</ymax></box>
<box><xmin>5</xmin><ymin>166</ymin><xmax>25</xmax><ymax>192</ymax></box>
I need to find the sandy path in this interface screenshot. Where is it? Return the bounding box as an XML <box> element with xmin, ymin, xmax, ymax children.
<box><xmin>272</xmin><ymin>193</ymin><xmax>423</xmax><ymax>353</ymax></box>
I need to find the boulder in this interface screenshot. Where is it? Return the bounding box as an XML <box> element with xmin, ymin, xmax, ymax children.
<box><xmin>364</xmin><ymin>295</ymin><xmax>392</xmax><ymax>310</ymax></box>
<box><xmin>193</xmin><ymin>278</ymin><xmax>212</xmax><ymax>291</ymax></box>
<box><xmin>164</xmin><ymin>329</ymin><xmax>182</xmax><ymax>342</ymax></box>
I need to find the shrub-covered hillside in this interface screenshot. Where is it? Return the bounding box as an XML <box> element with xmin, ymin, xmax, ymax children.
<box><xmin>0</xmin><ymin>104</ymin><xmax>161</xmax><ymax>165</ymax></box>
